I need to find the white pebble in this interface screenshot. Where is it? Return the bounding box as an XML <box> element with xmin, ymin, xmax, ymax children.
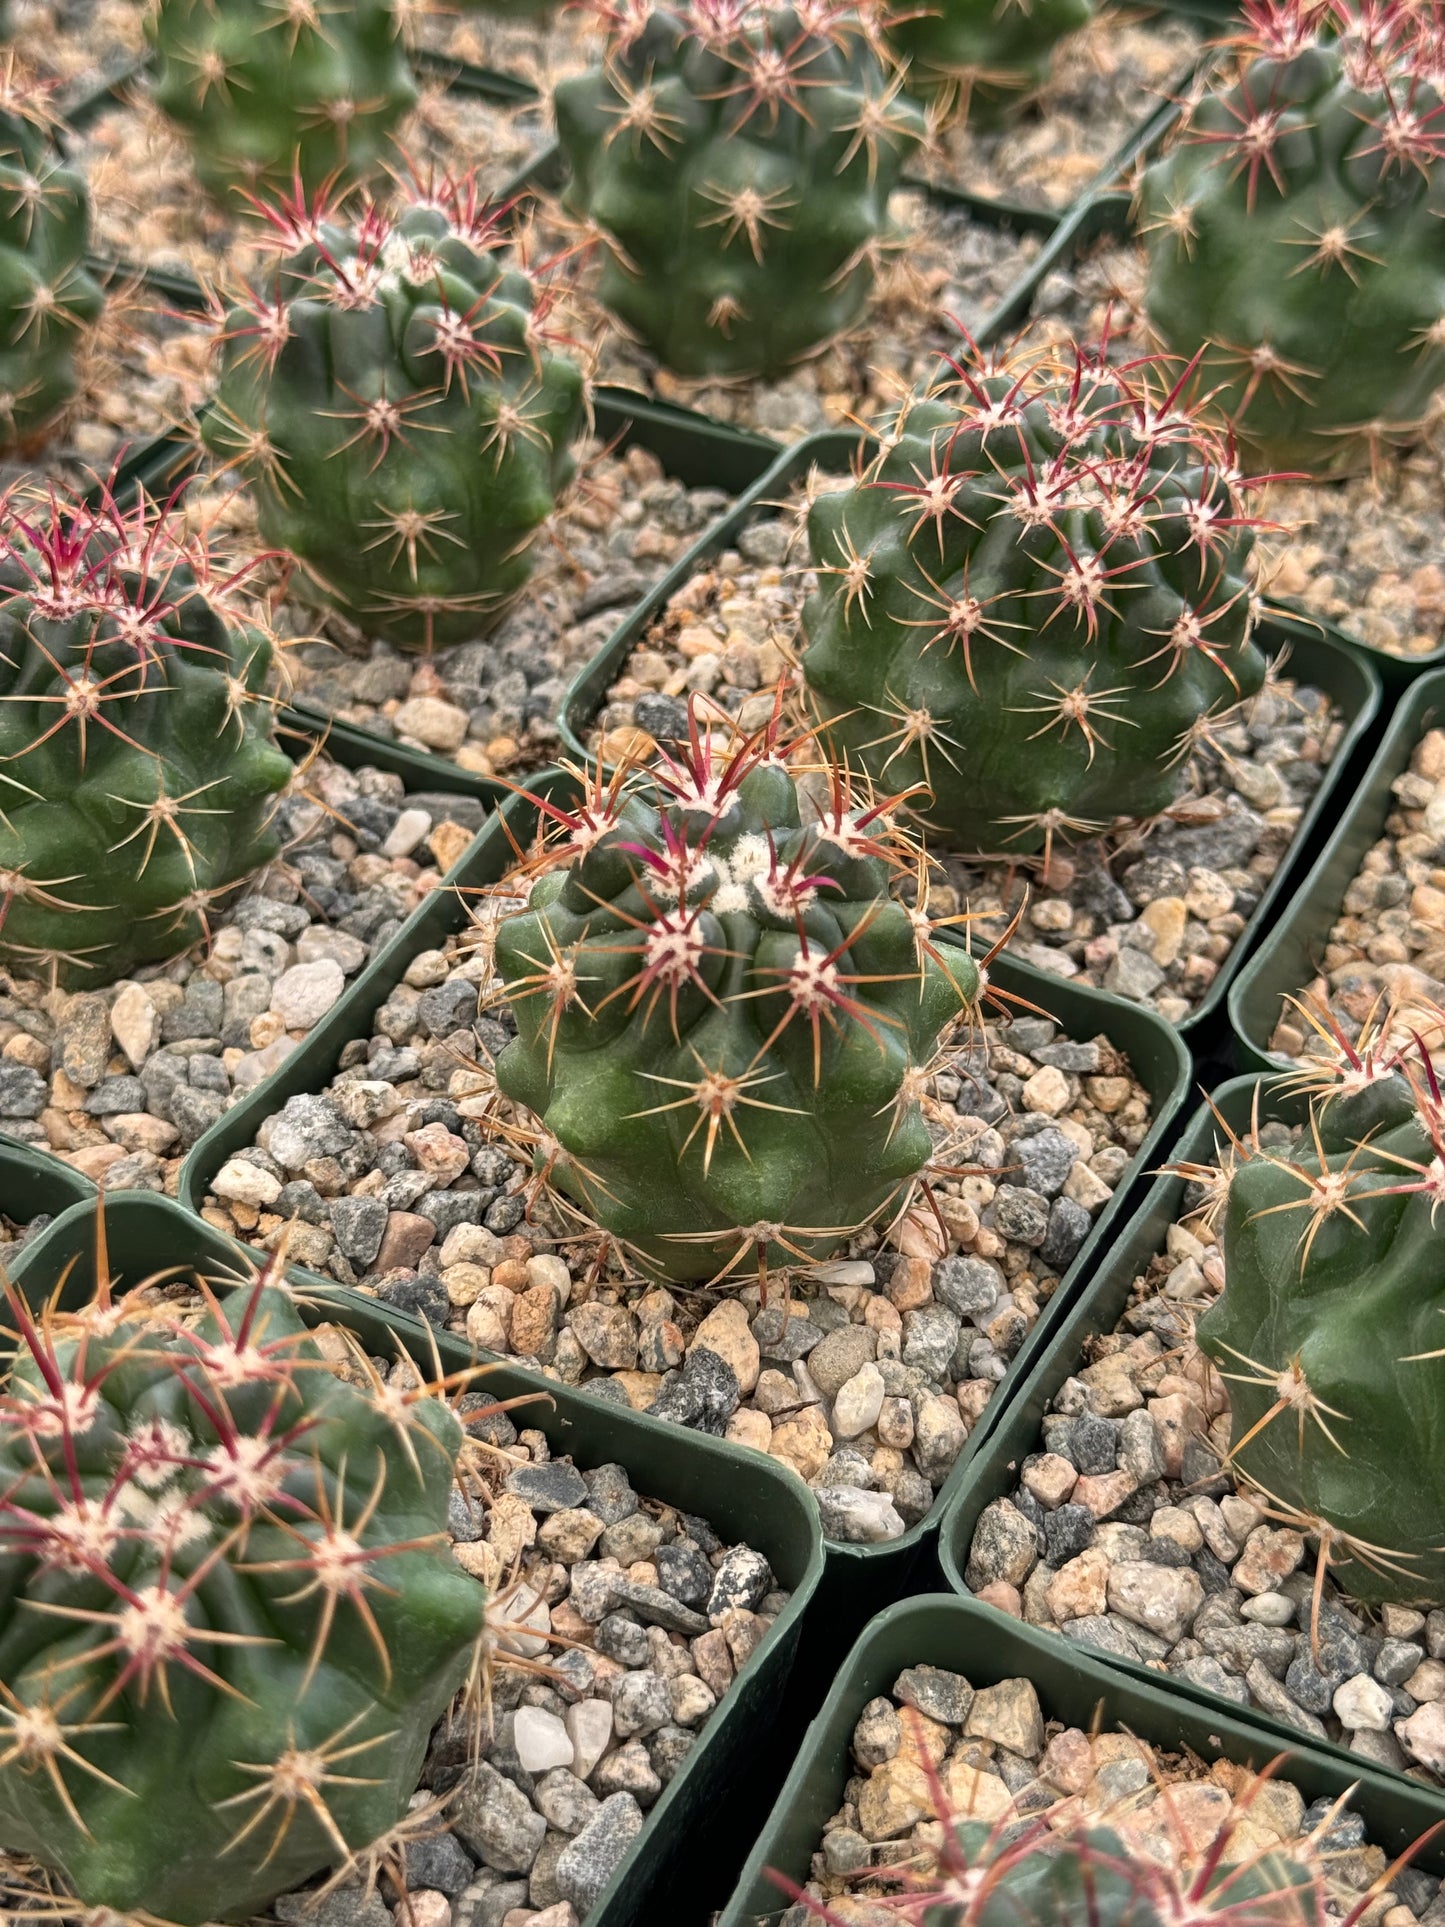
<box><xmin>212</xmin><ymin>1158</ymin><xmax>282</xmax><ymax>1208</ymax></box>
<box><xmin>1334</xmin><ymin>1673</ymin><xmax>1393</xmax><ymax>1731</ymax></box>
<box><xmin>565</xmin><ymin>1698</ymin><xmax>614</xmax><ymax>1781</ymax></box>
<box><xmin>513</xmin><ymin>1707</ymin><xmax>575</xmax><ymax>1773</ymax></box>
<box><xmin>382</xmin><ymin>807</ymin><xmax>433</xmax><ymax>858</ymax></box>
<box><xmin>271</xmin><ymin>958</ymin><xmax>346</xmax><ymax>1031</ymax></box>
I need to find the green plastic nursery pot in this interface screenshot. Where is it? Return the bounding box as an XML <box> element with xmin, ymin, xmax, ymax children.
<box><xmin>176</xmin><ymin>774</ymin><xmax>1191</xmax><ymax>1599</ymax></box>
<box><xmin>930</xmin><ymin>1073</ymin><xmax>1445</xmax><ymax>1795</ymax></box>
<box><xmin>559</xmin><ymin>428</ymin><xmax>1383</xmax><ymax>1039</ymax></box>
<box><xmin>718</xmin><ymin>1593</ymin><xmax>1445</xmax><ymax>1927</ymax></box>
<box><xmin>1229</xmin><ymin>669</ymin><xmax>1445</xmax><ymax>1072</ymax></box>
<box><xmin>4</xmin><ymin>1187</ymin><xmax>826</xmax><ymax>1927</ymax></box>
<box><xmin>0</xmin><ymin>1134</ymin><xmax>94</xmax><ymax>1232</ymax></box>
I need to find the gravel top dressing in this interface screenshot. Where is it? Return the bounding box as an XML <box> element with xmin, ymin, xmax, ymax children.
<box><xmin>769</xmin><ymin>1661</ymin><xmax>1445</xmax><ymax>1926</ymax></box>
<box><xmin>964</xmin><ymin>1117</ymin><xmax>1445</xmax><ymax>1787</ymax></box>
<box><xmin>0</xmin><ymin>753</ymin><xmax>488</xmax><ymax>1197</ymax></box>
<box><xmin>919</xmin><ymin>12</ymin><xmax>1199</xmax><ymax>208</ymax></box>
<box><xmin>199</xmin><ymin>849</ymin><xmax>1154</xmax><ymax>1544</ymax></box>
<box><xmin>1268</xmin><ymin>726</ymin><xmax>1445</xmax><ymax>1066</ymax></box>
<box><xmin>586</xmin><ymin>493</ymin><xmax>1344</xmax><ymax>1022</ymax></box>
<box><xmin>1034</xmin><ymin>235</ymin><xmax>1445</xmax><ymax>666</ymax></box>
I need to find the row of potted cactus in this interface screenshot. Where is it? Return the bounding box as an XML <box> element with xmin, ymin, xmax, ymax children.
<box><xmin>3</xmin><ymin>0</ymin><xmax>1445</xmax><ymax>1924</ymax></box>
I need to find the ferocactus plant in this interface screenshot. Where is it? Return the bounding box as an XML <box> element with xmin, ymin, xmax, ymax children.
<box><xmin>0</xmin><ymin>481</ymin><xmax>293</xmax><ymax>986</ymax></box>
<box><xmin>1140</xmin><ymin>0</ymin><xmax>1445</xmax><ymax>475</ymax></box>
<box><xmin>799</xmin><ymin>341</ymin><xmax>1269</xmax><ymax>860</ymax></box>
<box><xmin>0</xmin><ymin>60</ymin><xmax>104</xmax><ymax>451</ymax></box>
<box><xmin>147</xmin><ymin>0</ymin><xmax>417</xmax><ymax>208</ymax></box>
<box><xmin>885</xmin><ymin>0</ymin><xmax>1094</xmax><ymax>124</ymax></box>
<box><xmin>491</xmin><ymin>708</ymin><xmax>980</xmax><ymax>1282</ymax></box>
<box><xmin>0</xmin><ymin>1250</ymin><xmax>487</xmax><ymax>1924</ymax></box>
<box><xmin>552</xmin><ymin>0</ymin><xmax>928</xmax><ymax>379</ymax></box>
<box><xmin>203</xmin><ymin>170</ymin><xmax>587</xmax><ymax>651</ymax></box>
<box><xmin>1196</xmin><ymin>1025</ymin><xmax>1445</xmax><ymax>1606</ymax></box>
<box><xmin>773</xmin><ymin>1748</ymin><xmax>1382</xmax><ymax>1927</ymax></box>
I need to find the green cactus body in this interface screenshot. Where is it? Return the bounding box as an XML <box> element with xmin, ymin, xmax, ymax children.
<box><xmin>0</xmin><ymin>486</ymin><xmax>293</xmax><ymax>987</ymax></box>
<box><xmin>798</xmin><ymin>345</ymin><xmax>1268</xmax><ymax>859</ymax></box>
<box><xmin>493</xmin><ymin>716</ymin><xmax>978</xmax><ymax>1282</ymax></box>
<box><xmin>0</xmin><ymin>72</ymin><xmax>103</xmax><ymax>449</ymax></box>
<box><xmin>203</xmin><ymin>174</ymin><xmax>587</xmax><ymax>651</ymax></box>
<box><xmin>552</xmin><ymin>0</ymin><xmax>927</xmax><ymax>379</ymax></box>
<box><xmin>148</xmin><ymin>0</ymin><xmax>417</xmax><ymax>207</ymax></box>
<box><xmin>1198</xmin><ymin>1053</ymin><xmax>1445</xmax><ymax>1606</ymax></box>
<box><xmin>917</xmin><ymin>1820</ymin><xmax>1317</xmax><ymax>1927</ymax></box>
<box><xmin>886</xmin><ymin>0</ymin><xmax>1093</xmax><ymax>124</ymax></box>
<box><xmin>1140</xmin><ymin>0</ymin><xmax>1445</xmax><ymax>476</ymax></box>
<box><xmin>0</xmin><ymin>1262</ymin><xmax>486</xmax><ymax>1924</ymax></box>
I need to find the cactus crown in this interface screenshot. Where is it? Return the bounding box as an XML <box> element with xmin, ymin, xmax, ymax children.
<box><xmin>551</xmin><ymin>0</ymin><xmax>928</xmax><ymax>378</ymax></box>
<box><xmin>0</xmin><ymin>56</ymin><xmax>104</xmax><ymax>452</ymax></box>
<box><xmin>799</xmin><ymin>340</ymin><xmax>1269</xmax><ymax>860</ymax></box>
<box><xmin>1193</xmin><ymin>1021</ymin><xmax>1445</xmax><ymax>1608</ymax></box>
<box><xmin>147</xmin><ymin>0</ymin><xmax>418</xmax><ymax>207</ymax></box>
<box><xmin>202</xmin><ymin>166</ymin><xmax>587</xmax><ymax>651</ymax></box>
<box><xmin>1139</xmin><ymin>0</ymin><xmax>1445</xmax><ymax>473</ymax></box>
<box><xmin>489</xmin><ymin>702</ymin><xmax>982</xmax><ymax>1284</ymax></box>
<box><xmin>0</xmin><ymin>480</ymin><xmax>293</xmax><ymax>987</ymax></box>
<box><xmin>0</xmin><ymin>1239</ymin><xmax>490</xmax><ymax>1925</ymax></box>
<box><xmin>772</xmin><ymin>1724</ymin><xmax>1413</xmax><ymax>1927</ymax></box>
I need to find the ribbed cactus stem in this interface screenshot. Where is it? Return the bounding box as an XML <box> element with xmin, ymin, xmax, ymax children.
<box><xmin>0</xmin><ymin>481</ymin><xmax>293</xmax><ymax>987</ymax></box>
<box><xmin>1140</xmin><ymin>0</ymin><xmax>1445</xmax><ymax>475</ymax></box>
<box><xmin>203</xmin><ymin>169</ymin><xmax>587</xmax><ymax>651</ymax></box>
<box><xmin>491</xmin><ymin>703</ymin><xmax>980</xmax><ymax>1283</ymax></box>
<box><xmin>0</xmin><ymin>1240</ymin><xmax>489</xmax><ymax>1924</ymax></box>
<box><xmin>799</xmin><ymin>340</ymin><xmax>1269</xmax><ymax>860</ymax></box>
<box><xmin>552</xmin><ymin>0</ymin><xmax>927</xmax><ymax>378</ymax></box>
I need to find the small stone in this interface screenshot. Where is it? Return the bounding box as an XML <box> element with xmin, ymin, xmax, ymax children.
<box><xmin>806</xmin><ymin>1325</ymin><xmax>876</xmax><ymax>1398</ymax></box>
<box><xmin>564</xmin><ymin>1699</ymin><xmax>614</xmax><ymax>1781</ymax></box>
<box><xmin>769</xmin><ymin>1404</ymin><xmax>832</xmax><ymax>1481</ymax></box>
<box><xmin>212</xmin><ymin>1158</ymin><xmax>282</xmax><ymax>1207</ymax></box>
<box><xmin>1022</xmin><ymin>1066</ymin><xmax>1071</xmax><ymax>1115</ymax></box>
<box><xmin>1333</xmin><ymin>1674</ymin><xmax>1393</xmax><ymax>1732</ymax></box>
<box><xmin>272</xmin><ymin>959</ymin><xmax>346</xmax><ymax>1031</ymax></box>
<box><xmin>1233</xmin><ymin>1525</ymin><xmax>1305</xmax><ymax>1595</ymax></box>
<box><xmin>815</xmin><ymin>1487</ymin><xmax>905</xmax><ymax>1542</ymax></box>
<box><xmin>966</xmin><ymin>1500</ymin><xmax>1038</xmax><ymax>1590</ymax></box>
<box><xmin>396</xmin><ymin>696</ymin><xmax>470</xmax><ymax>751</ymax></box>
<box><xmin>534</xmin><ymin>1769</ymin><xmax>599</xmax><ymax>1839</ymax></box>
<box><xmin>514</xmin><ymin>1707</ymin><xmax>576</xmax><ymax>1772</ymax></box>
<box><xmin>853</xmin><ymin>1696</ymin><xmax>901</xmax><ymax>1768</ymax></box>
<box><xmin>832</xmin><ymin>1363</ymin><xmax>886</xmax><ymax>1439</ymax></box>
<box><xmin>554</xmin><ymin>1794</ymin><xmax>644</xmax><ymax>1915</ymax></box>
<box><xmin>266</xmin><ymin>1094</ymin><xmax>352</xmax><ymax>1169</ymax></box>
<box><xmin>965</xmin><ymin>1677</ymin><xmax>1043</xmax><ymax>1756</ymax></box>
<box><xmin>506</xmin><ymin>1462</ymin><xmax>590</xmax><ymax>1514</ymax></box>
<box><xmin>611</xmin><ymin>1670</ymin><xmax>672</xmax><ymax>1739</ymax></box>
<box><xmin>707</xmin><ymin>1546</ymin><xmax>772</xmax><ymax>1619</ymax></box>
<box><xmin>569</xmin><ymin>1303</ymin><xmax>639</xmax><ymax>1370</ymax></box>
<box><xmin>1106</xmin><ymin>1562</ymin><xmax>1203</xmax><ymax>1644</ymax></box>
<box><xmin>376</xmin><ymin>1211</ymin><xmax>435</xmax><ymax>1272</ymax></box>
<box><xmin>452</xmin><ymin>1763</ymin><xmax>547</xmax><ymax>1873</ymax></box>
<box><xmin>894</xmin><ymin>1666</ymin><xmax>974</xmax><ymax>1727</ymax></box>
<box><xmin>110</xmin><ymin>983</ymin><xmax>157</xmax><ymax>1069</ymax></box>
<box><xmin>689</xmin><ymin>1298</ymin><xmax>760</xmax><ymax>1394</ymax></box>
<box><xmin>1396</xmin><ymin>1700</ymin><xmax>1445</xmax><ymax>1771</ymax></box>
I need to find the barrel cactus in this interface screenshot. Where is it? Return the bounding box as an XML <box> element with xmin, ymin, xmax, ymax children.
<box><xmin>0</xmin><ymin>482</ymin><xmax>293</xmax><ymax>987</ymax></box>
<box><xmin>203</xmin><ymin>170</ymin><xmax>587</xmax><ymax>651</ymax></box>
<box><xmin>0</xmin><ymin>63</ymin><xmax>103</xmax><ymax>451</ymax></box>
<box><xmin>886</xmin><ymin>0</ymin><xmax>1094</xmax><ymax>123</ymax></box>
<box><xmin>552</xmin><ymin>0</ymin><xmax>928</xmax><ymax>379</ymax></box>
<box><xmin>1140</xmin><ymin>0</ymin><xmax>1445</xmax><ymax>475</ymax></box>
<box><xmin>147</xmin><ymin>0</ymin><xmax>417</xmax><ymax>207</ymax></box>
<box><xmin>1197</xmin><ymin>1044</ymin><xmax>1445</xmax><ymax>1606</ymax></box>
<box><xmin>799</xmin><ymin>342</ymin><xmax>1268</xmax><ymax>859</ymax></box>
<box><xmin>776</xmin><ymin>1798</ymin><xmax>1331</xmax><ymax>1927</ymax></box>
<box><xmin>492</xmin><ymin>711</ymin><xmax>979</xmax><ymax>1282</ymax></box>
<box><xmin>0</xmin><ymin>1252</ymin><xmax>487</xmax><ymax>1925</ymax></box>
